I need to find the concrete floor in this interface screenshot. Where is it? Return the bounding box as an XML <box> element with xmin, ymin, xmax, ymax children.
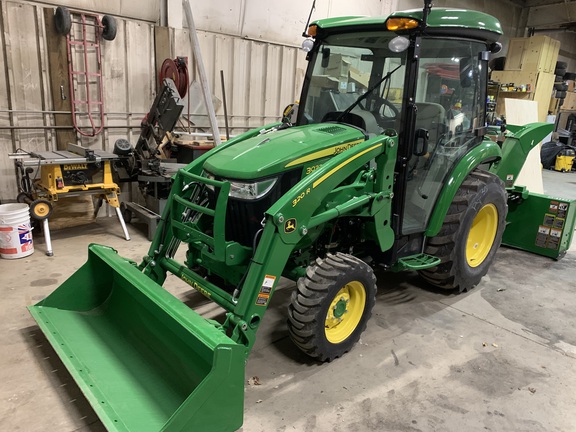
<box><xmin>2</xmin><ymin>169</ymin><xmax>576</xmax><ymax>432</ymax></box>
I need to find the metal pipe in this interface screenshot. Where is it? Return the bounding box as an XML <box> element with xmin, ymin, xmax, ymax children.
<box><xmin>42</xmin><ymin>219</ymin><xmax>54</xmax><ymax>257</ymax></box>
<box><xmin>0</xmin><ymin>109</ymin><xmax>280</xmax><ymax>120</ymax></box>
<box><xmin>0</xmin><ymin>125</ymin><xmax>140</xmax><ymax>130</ymax></box>
<box><xmin>0</xmin><ymin>110</ymin><xmax>149</xmax><ymax>115</ymax></box>
<box><xmin>220</xmin><ymin>70</ymin><xmax>230</xmax><ymax>140</ymax></box>
<box><xmin>183</xmin><ymin>0</ymin><xmax>222</xmax><ymax>145</ymax></box>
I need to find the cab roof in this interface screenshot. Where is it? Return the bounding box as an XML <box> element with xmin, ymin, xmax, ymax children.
<box><xmin>312</xmin><ymin>8</ymin><xmax>502</xmax><ymax>39</ymax></box>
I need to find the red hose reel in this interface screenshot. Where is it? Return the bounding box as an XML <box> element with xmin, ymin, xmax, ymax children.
<box><xmin>159</xmin><ymin>57</ymin><xmax>189</xmax><ymax>98</ymax></box>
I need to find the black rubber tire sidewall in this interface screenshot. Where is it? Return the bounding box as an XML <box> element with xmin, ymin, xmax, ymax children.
<box><xmin>555</xmin><ymin>83</ymin><xmax>569</xmax><ymax>92</ymax></box>
<box><xmin>451</xmin><ymin>180</ymin><xmax>506</xmax><ymax>288</ymax></box>
<box><xmin>54</xmin><ymin>7</ymin><xmax>72</xmax><ymax>36</ymax></box>
<box><xmin>313</xmin><ymin>265</ymin><xmax>375</xmax><ymax>359</ymax></box>
<box><xmin>102</xmin><ymin>15</ymin><xmax>117</xmax><ymax>41</ymax></box>
<box><xmin>420</xmin><ymin>170</ymin><xmax>507</xmax><ymax>292</ymax></box>
<box><xmin>555</xmin><ymin>67</ymin><xmax>567</xmax><ymax>77</ymax></box>
<box><xmin>287</xmin><ymin>254</ymin><xmax>376</xmax><ymax>362</ymax></box>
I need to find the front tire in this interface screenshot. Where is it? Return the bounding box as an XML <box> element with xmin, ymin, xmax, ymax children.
<box><xmin>419</xmin><ymin>169</ymin><xmax>507</xmax><ymax>292</ymax></box>
<box><xmin>287</xmin><ymin>253</ymin><xmax>376</xmax><ymax>362</ymax></box>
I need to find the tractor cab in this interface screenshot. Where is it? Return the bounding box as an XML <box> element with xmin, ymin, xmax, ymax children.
<box><xmin>297</xmin><ymin>10</ymin><xmax>500</xmax><ymax>247</ymax></box>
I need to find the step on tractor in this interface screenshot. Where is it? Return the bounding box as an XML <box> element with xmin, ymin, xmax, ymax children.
<box><xmin>28</xmin><ymin>2</ymin><xmax>574</xmax><ymax>431</ymax></box>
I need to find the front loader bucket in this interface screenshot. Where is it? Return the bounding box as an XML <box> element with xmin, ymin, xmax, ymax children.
<box><xmin>28</xmin><ymin>244</ymin><xmax>245</xmax><ymax>432</ymax></box>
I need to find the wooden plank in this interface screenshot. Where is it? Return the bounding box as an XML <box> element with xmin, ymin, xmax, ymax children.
<box><xmin>0</xmin><ymin>2</ymin><xmax>16</xmax><ymax>203</ymax></box>
<box><xmin>505</xmin><ymin>38</ymin><xmax>526</xmax><ymax>71</ymax></box>
<box><xmin>43</xmin><ymin>7</ymin><xmax>76</xmax><ymax>150</ymax></box>
<box><xmin>2</xmin><ymin>2</ymin><xmax>47</xmax><ymax>201</ymax></box>
<box><xmin>154</xmin><ymin>25</ymin><xmax>172</xmax><ymax>89</ymax></box>
<box><xmin>533</xmin><ymin>72</ymin><xmax>556</xmax><ymax>122</ymax></box>
<box><xmin>504</xmin><ymin>98</ymin><xmax>544</xmax><ymax>194</ymax></box>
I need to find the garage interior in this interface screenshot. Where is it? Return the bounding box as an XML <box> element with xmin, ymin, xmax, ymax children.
<box><xmin>1</xmin><ymin>0</ymin><xmax>576</xmax><ymax>431</ymax></box>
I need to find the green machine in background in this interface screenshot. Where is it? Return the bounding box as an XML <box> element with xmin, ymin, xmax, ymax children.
<box><xmin>489</xmin><ymin>123</ymin><xmax>576</xmax><ymax>259</ymax></box>
<box><xmin>27</xmin><ymin>2</ymin><xmax>575</xmax><ymax>432</ymax></box>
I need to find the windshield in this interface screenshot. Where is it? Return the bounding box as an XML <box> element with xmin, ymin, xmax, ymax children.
<box><xmin>298</xmin><ymin>31</ymin><xmax>408</xmax><ymax>137</ymax></box>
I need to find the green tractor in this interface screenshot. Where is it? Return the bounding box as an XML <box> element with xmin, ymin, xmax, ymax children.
<box><xmin>29</xmin><ymin>3</ymin><xmax>569</xmax><ymax>432</ymax></box>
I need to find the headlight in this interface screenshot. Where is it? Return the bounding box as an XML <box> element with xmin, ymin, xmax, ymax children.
<box><xmin>203</xmin><ymin>171</ymin><xmax>278</xmax><ymax>200</ymax></box>
<box><xmin>229</xmin><ymin>178</ymin><xmax>277</xmax><ymax>200</ymax></box>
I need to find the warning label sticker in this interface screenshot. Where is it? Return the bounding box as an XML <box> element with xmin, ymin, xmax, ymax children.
<box><xmin>255</xmin><ymin>275</ymin><xmax>277</xmax><ymax>306</ymax></box>
<box><xmin>538</xmin><ymin>225</ymin><xmax>550</xmax><ymax>235</ymax></box>
<box><xmin>506</xmin><ymin>174</ymin><xmax>514</xmax><ymax>188</ymax></box>
<box><xmin>543</xmin><ymin>214</ymin><xmax>556</xmax><ymax>226</ymax></box>
<box><xmin>549</xmin><ymin>228</ymin><xmax>562</xmax><ymax>238</ymax></box>
<box><xmin>558</xmin><ymin>202</ymin><xmax>569</xmax><ymax>219</ymax></box>
<box><xmin>549</xmin><ymin>201</ymin><xmax>559</xmax><ymax>214</ymax></box>
<box><xmin>535</xmin><ymin>225</ymin><xmax>550</xmax><ymax>248</ymax></box>
<box><xmin>553</xmin><ymin>217</ymin><xmax>565</xmax><ymax>229</ymax></box>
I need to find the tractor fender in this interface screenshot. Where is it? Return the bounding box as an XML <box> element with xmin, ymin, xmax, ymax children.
<box><xmin>266</xmin><ymin>135</ymin><xmax>395</xmax><ymax>245</ymax></box>
<box><xmin>425</xmin><ymin>139</ymin><xmax>502</xmax><ymax>238</ymax></box>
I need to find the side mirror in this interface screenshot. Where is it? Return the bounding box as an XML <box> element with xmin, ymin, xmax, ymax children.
<box><xmin>414</xmin><ymin>128</ymin><xmax>429</xmax><ymax>157</ymax></box>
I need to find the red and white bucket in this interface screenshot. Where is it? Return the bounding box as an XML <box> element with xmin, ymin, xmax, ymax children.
<box><xmin>0</xmin><ymin>203</ymin><xmax>34</xmax><ymax>259</ymax></box>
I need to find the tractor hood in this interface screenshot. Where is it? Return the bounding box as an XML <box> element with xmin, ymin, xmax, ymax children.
<box><xmin>203</xmin><ymin>124</ymin><xmax>366</xmax><ymax>180</ymax></box>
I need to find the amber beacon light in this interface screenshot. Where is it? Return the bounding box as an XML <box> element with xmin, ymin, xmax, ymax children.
<box><xmin>386</xmin><ymin>18</ymin><xmax>420</xmax><ymax>31</ymax></box>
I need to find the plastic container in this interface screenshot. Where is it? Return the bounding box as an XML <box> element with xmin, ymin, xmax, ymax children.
<box><xmin>0</xmin><ymin>203</ymin><xmax>34</xmax><ymax>259</ymax></box>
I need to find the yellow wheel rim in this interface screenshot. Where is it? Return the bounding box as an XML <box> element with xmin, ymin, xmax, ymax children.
<box><xmin>325</xmin><ymin>281</ymin><xmax>366</xmax><ymax>344</ymax></box>
<box><xmin>33</xmin><ymin>202</ymin><xmax>50</xmax><ymax>218</ymax></box>
<box><xmin>466</xmin><ymin>203</ymin><xmax>498</xmax><ymax>268</ymax></box>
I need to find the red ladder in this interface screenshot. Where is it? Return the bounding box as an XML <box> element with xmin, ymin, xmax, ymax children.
<box><xmin>66</xmin><ymin>12</ymin><xmax>104</xmax><ymax>137</ymax></box>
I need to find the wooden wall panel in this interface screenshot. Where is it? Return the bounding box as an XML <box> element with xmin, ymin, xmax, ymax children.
<box><xmin>0</xmin><ymin>2</ymin><xmax>49</xmax><ymax>202</ymax></box>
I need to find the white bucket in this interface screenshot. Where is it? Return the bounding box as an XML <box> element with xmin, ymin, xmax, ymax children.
<box><xmin>0</xmin><ymin>203</ymin><xmax>34</xmax><ymax>259</ymax></box>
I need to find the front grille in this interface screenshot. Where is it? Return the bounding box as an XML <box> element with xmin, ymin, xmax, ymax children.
<box><xmin>224</xmin><ymin>169</ymin><xmax>301</xmax><ymax>247</ymax></box>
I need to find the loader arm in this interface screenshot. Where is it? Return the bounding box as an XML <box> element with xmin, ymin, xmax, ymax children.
<box><xmin>141</xmin><ymin>133</ymin><xmax>397</xmax><ymax>351</ymax></box>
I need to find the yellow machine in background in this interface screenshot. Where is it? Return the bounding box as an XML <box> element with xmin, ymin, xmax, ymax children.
<box><xmin>11</xmin><ymin>144</ymin><xmax>130</xmax><ymax>255</ymax></box>
<box><xmin>554</xmin><ymin>148</ymin><xmax>575</xmax><ymax>172</ymax></box>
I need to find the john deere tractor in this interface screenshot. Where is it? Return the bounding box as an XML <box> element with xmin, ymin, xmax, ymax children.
<box><xmin>29</xmin><ymin>3</ymin><xmax>569</xmax><ymax>432</ymax></box>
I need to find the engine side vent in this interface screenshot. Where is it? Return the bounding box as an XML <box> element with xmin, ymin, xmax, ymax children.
<box><xmin>316</xmin><ymin>125</ymin><xmax>347</xmax><ymax>135</ymax></box>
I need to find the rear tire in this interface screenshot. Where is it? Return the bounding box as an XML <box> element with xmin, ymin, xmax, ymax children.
<box><xmin>419</xmin><ymin>169</ymin><xmax>507</xmax><ymax>292</ymax></box>
<box><xmin>287</xmin><ymin>253</ymin><xmax>376</xmax><ymax>362</ymax></box>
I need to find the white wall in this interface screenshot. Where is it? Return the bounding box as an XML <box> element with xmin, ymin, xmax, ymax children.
<box><xmin>32</xmin><ymin>0</ymin><xmax>159</xmax><ymax>21</ymax></box>
<box><xmin>175</xmin><ymin>0</ymin><xmax>399</xmax><ymax>44</ymax></box>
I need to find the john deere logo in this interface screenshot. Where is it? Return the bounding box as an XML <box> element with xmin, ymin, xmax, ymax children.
<box><xmin>284</xmin><ymin>218</ymin><xmax>297</xmax><ymax>233</ymax></box>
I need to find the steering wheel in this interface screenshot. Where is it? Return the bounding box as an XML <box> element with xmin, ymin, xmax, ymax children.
<box><xmin>362</xmin><ymin>97</ymin><xmax>400</xmax><ymax>129</ymax></box>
